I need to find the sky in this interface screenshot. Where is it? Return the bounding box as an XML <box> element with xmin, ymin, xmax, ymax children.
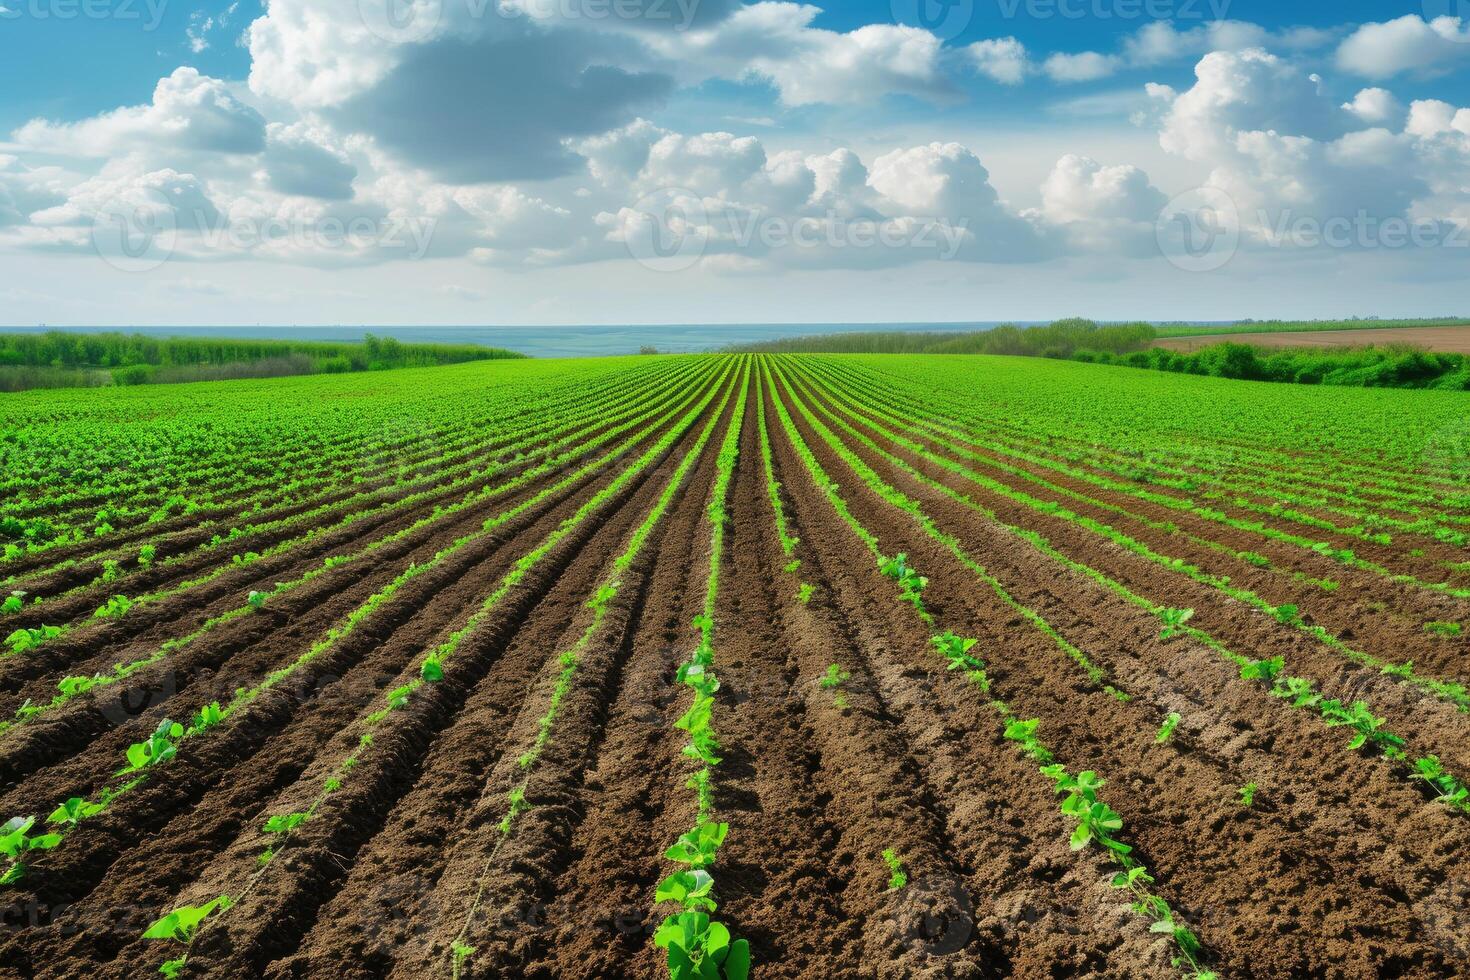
<box><xmin>0</xmin><ymin>0</ymin><xmax>1468</xmax><ymax>327</ymax></box>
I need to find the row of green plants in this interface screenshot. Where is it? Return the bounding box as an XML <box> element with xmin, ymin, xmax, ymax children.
<box><xmin>817</xmin><ymin>355</ymin><xmax>1467</xmax><ymax>550</ymax></box>
<box><xmin>61</xmin><ymin>367</ymin><xmax>741</xmax><ymax>977</ymax></box>
<box><xmin>805</xmin><ymin>357</ymin><xmax>1469</xmax><ymax>600</ymax></box>
<box><xmin>1</xmin><ymin>358</ymin><xmax>705</xmax><ymax>608</ymax></box>
<box><xmin>653</xmin><ymin>366</ymin><xmax>752</xmax><ymax>980</ymax></box>
<box><xmin>444</xmin><ymin>364</ymin><xmax>743</xmax><ymax>978</ymax></box>
<box><xmin>0</xmin><ymin>365</ymin><xmax>722</xmax><ymax>741</ymax></box>
<box><xmin>758</xmin><ymin>359</ymin><xmax>1215</xmax><ymax>978</ymax></box>
<box><xmin>779</xmin><ymin>362</ymin><xmax>1470</xmax><ymax>820</ymax></box>
<box><xmin>790</xmin><ymin>362</ymin><xmax>1470</xmax><ymax>713</ymax></box>
<box><xmin>0</xmin><ymin>369</ymin><xmax>739</xmax><ymax>896</ymax></box>
<box><xmin>0</xmin><ymin>358</ymin><xmax>683</xmax><ymax>567</ymax></box>
<box><xmin>1</xmin><ymin>360</ymin><xmax>707</xmax><ymax>658</ymax></box>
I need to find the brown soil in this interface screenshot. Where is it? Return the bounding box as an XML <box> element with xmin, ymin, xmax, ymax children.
<box><xmin>1157</xmin><ymin>326</ymin><xmax>1470</xmax><ymax>353</ymax></box>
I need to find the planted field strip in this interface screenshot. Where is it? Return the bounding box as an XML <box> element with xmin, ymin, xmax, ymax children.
<box><xmin>773</xmin><ymin>361</ymin><xmax>1470</xmax><ymax>810</ymax></box>
<box><xmin>787</xmin><ymin>361</ymin><xmax>1470</xmax><ymax>703</ymax></box>
<box><xmin>807</xmin><ymin>357</ymin><xmax>1470</xmax><ymax>589</ymax></box>
<box><xmin>3</xmin><ymin>353</ymin><xmax>1468</xmax><ymax>980</ymax></box>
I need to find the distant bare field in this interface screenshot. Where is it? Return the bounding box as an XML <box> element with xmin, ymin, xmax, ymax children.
<box><xmin>1158</xmin><ymin>325</ymin><xmax>1470</xmax><ymax>354</ymax></box>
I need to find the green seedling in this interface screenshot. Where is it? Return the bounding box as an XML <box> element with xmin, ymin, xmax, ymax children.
<box><xmin>1</xmin><ymin>815</ymin><xmax>62</xmax><ymax>885</ymax></box>
<box><xmin>819</xmin><ymin>664</ymin><xmax>849</xmax><ymax>690</ymax></box>
<box><xmin>654</xmin><ymin>912</ymin><xmax>751</xmax><ymax>980</ymax></box>
<box><xmin>796</xmin><ymin>583</ymin><xmax>815</xmax><ymax>605</ymax></box>
<box><xmin>1237</xmin><ymin>783</ymin><xmax>1258</xmax><ymax>808</ymax></box>
<box><xmin>143</xmin><ymin>895</ymin><xmax>234</xmax><ymax>977</ymax></box>
<box><xmin>931</xmin><ymin>632</ymin><xmax>982</xmax><ymax>672</ymax></box>
<box><xmin>657</xmin><ymin>869</ymin><xmax>717</xmax><ymax>913</ymax></box>
<box><xmin>1270</xmin><ymin>675</ymin><xmax>1321</xmax><ymax>709</ymax></box>
<box><xmin>387</xmin><ymin>684</ymin><xmax>414</xmax><ymax>710</ymax></box>
<box><xmin>1002</xmin><ymin>718</ymin><xmax>1053</xmax><ymax>762</ymax></box>
<box><xmin>1156</xmin><ymin>712</ymin><xmax>1182</xmax><ymax>744</ymax></box>
<box><xmin>118</xmin><ymin>719</ymin><xmax>185</xmax><ymax>776</ymax></box>
<box><xmin>94</xmin><ymin>594</ymin><xmax>133</xmax><ymax>620</ymax></box>
<box><xmin>1270</xmin><ymin>603</ymin><xmax>1300</xmax><ymax>626</ymax></box>
<box><xmin>1042</xmin><ymin>766</ymin><xmax>1129</xmax><ymax>857</ymax></box>
<box><xmin>48</xmin><ymin>797</ymin><xmax>104</xmax><ymax>827</ymax></box>
<box><xmin>138</xmin><ymin>545</ymin><xmax>157</xmax><ymax>568</ymax></box>
<box><xmin>263</xmin><ymin>812</ymin><xmax>310</xmax><ymax>835</ymax></box>
<box><xmin>1425</xmin><ymin>621</ymin><xmax>1463</xmax><ymax>638</ymax></box>
<box><xmin>1157</xmin><ymin>608</ymin><xmax>1194</xmax><ymax>641</ymax></box>
<box><xmin>1239</xmin><ymin>657</ymin><xmax>1284</xmax><ymax>683</ymax></box>
<box><xmin>783</xmin><ymin>560</ymin><xmax>801</xmax><ymax>574</ymax></box>
<box><xmin>0</xmin><ymin>595</ymin><xmax>22</xmax><ymax>616</ymax></box>
<box><xmin>666</xmin><ymin>821</ymin><xmax>728</xmax><ymax>870</ymax></box>
<box><xmin>189</xmin><ymin>702</ymin><xmax>223</xmax><ymax>733</ymax></box>
<box><xmin>881</xmin><ymin>849</ymin><xmax>908</xmax><ymax>890</ymax></box>
<box><xmin>247</xmin><ymin>590</ymin><xmax>268</xmax><ymax>611</ymax></box>
<box><xmin>421</xmin><ymin>654</ymin><xmax>445</xmax><ymax>682</ymax></box>
<box><xmin>452</xmin><ymin>942</ymin><xmax>476</xmax><ymax>980</ymax></box>
<box><xmin>6</xmin><ymin>624</ymin><xmax>63</xmax><ymax>655</ymax></box>
<box><xmin>878</xmin><ymin>554</ymin><xmax>927</xmax><ymax>610</ymax></box>
<box><xmin>1413</xmin><ymin>756</ymin><xmax>1470</xmax><ymax>807</ymax></box>
<box><xmin>1319</xmin><ymin>699</ymin><xmax>1405</xmax><ymax>755</ymax></box>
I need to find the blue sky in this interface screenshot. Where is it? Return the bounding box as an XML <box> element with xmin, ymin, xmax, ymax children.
<box><xmin>1</xmin><ymin>0</ymin><xmax>1468</xmax><ymax>326</ymax></box>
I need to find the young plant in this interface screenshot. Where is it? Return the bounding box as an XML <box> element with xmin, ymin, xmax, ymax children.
<box><xmin>1041</xmin><ymin>767</ymin><xmax>1129</xmax><ymax>858</ymax></box>
<box><xmin>1157</xmin><ymin>608</ymin><xmax>1194</xmax><ymax>641</ymax></box>
<box><xmin>1413</xmin><ymin>756</ymin><xmax>1470</xmax><ymax>807</ymax></box>
<box><xmin>783</xmin><ymin>560</ymin><xmax>801</xmax><ymax>575</ymax></box>
<box><xmin>653</xmin><ymin>912</ymin><xmax>751</xmax><ymax>980</ymax></box>
<box><xmin>143</xmin><ymin>895</ymin><xmax>234</xmax><ymax>978</ymax></box>
<box><xmin>451</xmin><ymin>942</ymin><xmax>476</xmax><ymax>980</ymax></box>
<box><xmin>0</xmin><ymin>594</ymin><xmax>22</xmax><ymax>616</ymax></box>
<box><xmin>138</xmin><ymin>545</ymin><xmax>157</xmax><ymax>568</ymax></box>
<box><xmin>879</xmin><ymin>553</ymin><xmax>927</xmax><ymax>610</ymax></box>
<box><xmin>6</xmin><ymin>624</ymin><xmax>63</xmax><ymax>655</ymax></box>
<box><xmin>881</xmin><ymin>849</ymin><xmax>908</xmax><ymax>890</ymax></box>
<box><xmin>94</xmin><ymin>594</ymin><xmax>134</xmax><ymax>620</ymax></box>
<box><xmin>48</xmin><ymin>797</ymin><xmax>105</xmax><ymax>827</ymax></box>
<box><xmin>819</xmin><ymin>664</ymin><xmax>849</xmax><ymax>690</ymax></box>
<box><xmin>1156</xmin><ymin>712</ymin><xmax>1182</xmax><ymax>745</ymax></box>
<box><xmin>1237</xmin><ymin>783</ymin><xmax>1258</xmax><ymax>808</ymax></box>
<box><xmin>420</xmin><ymin>653</ymin><xmax>445</xmax><ymax>682</ymax></box>
<box><xmin>1319</xmin><ymin>699</ymin><xmax>1405</xmax><ymax>755</ymax></box>
<box><xmin>1239</xmin><ymin>657</ymin><xmax>1284</xmax><ymax>683</ymax></box>
<box><xmin>247</xmin><ymin>590</ymin><xmax>268</xmax><ymax>611</ymax></box>
<box><xmin>796</xmin><ymin>583</ymin><xmax>816</xmax><ymax>605</ymax></box>
<box><xmin>1</xmin><ymin>815</ymin><xmax>62</xmax><ymax>885</ymax></box>
<box><xmin>1425</xmin><ymin>621</ymin><xmax>1463</xmax><ymax>638</ymax></box>
<box><xmin>1002</xmin><ymin>718</ymin><xmax>1053</xmax><ymax>763</ymax></box>
<box><xmin>118</xmin><ymin>718</ymin><xmax>185</xmax><ymax>776</ymax></box>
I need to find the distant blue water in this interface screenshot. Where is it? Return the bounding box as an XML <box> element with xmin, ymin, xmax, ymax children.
<box><xmin>0</xmin><ymin>323</ymin><xmax>1029</xmax><ymax>359</ymax></box>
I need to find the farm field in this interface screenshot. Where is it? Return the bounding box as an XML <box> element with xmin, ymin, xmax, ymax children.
<box><xmin>1157</xmin><ymin>325</ymin><xmax>1470</xmax><ymax>354</ymax></box>
<box><xmin>1</xmin><ymin>353</ymin><xmax>1469</xmax><ymax>980</ymax></box>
